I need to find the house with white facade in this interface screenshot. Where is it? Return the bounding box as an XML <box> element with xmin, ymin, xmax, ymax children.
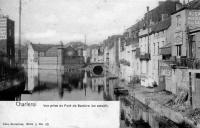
<box><xmin>27</xmin><ymin>43</ymin><xmax>39</xmax><ymax>70</ymax></box>
<box><xmin>138</xmin><ymin>27</ymin><xmax>152</xmax><ymax>87</ymax></box>
<box><xmin>27</xmin><ymin>43</ymin><xmax>60</xmax><ymax>70</ymax></box>
<box><xmin>138</xmin><ymin>17</ymin><xmax>171</xmax><ymax>87</ymax></box>
<box><xmin>103</xmin><ymin>35</ymin><xmax>121</xmax><ymax>77</ymax></box>
<box><xmin>119</xmin><ymin>37</ymin><xmax>133</xmax><ymax>82</ymax></box>
<box><xmin>118</xmin><ymin>22</ymin><xmax>142</xmax><ymax>83</ymax></box>
<box><xmin>150</xmin><ymin>18</ymin><xmax>171</xmax><ymax>84</ymax></box>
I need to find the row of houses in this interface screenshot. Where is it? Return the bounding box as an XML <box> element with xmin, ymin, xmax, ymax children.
<box><xmin>89</xmin><ymin>0</ymin><xmax>200</xmax><ymax>96</ymax></box>
<box><xmin>27</xmin><ymin>42</ymin><xmax>86</xmax><ymax>70</ymax></box>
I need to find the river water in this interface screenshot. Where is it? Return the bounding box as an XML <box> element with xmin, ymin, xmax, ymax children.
<box><xmin>0</xmin><ymin>68</ymin><xmax>192</xmax><ymax>128</ymax></box>
<box><xmin>21</xmin><ymin>69</ymin><xmax>118</xmax><ymax>101</ymax></box>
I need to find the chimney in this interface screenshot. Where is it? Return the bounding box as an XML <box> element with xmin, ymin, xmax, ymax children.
<box><xmin>176</xmin><ymin>3</ymin><xmax>182</xmax><ymax>10</ymax></box>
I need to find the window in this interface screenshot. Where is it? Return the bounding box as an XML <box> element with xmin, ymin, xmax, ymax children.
<box><xmin>157</xmin><ymin>42</ymin><xmax>159</xmax><ymax>55</ymax></box>
<box><xmin>176</xmin><ymin>15</ymin><xmax>181</xmax><ymax>27</ymax></box>
<box><xmin>176</xmin><ymin>45</ymin><xmax>181</xmax><ymax>56</ymax></box>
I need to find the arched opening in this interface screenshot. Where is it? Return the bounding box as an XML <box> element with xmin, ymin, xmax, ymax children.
<box><xmin>93</xmin><ymin>65</ymin><xmax>103</xmax><ymax>75</ymax></box>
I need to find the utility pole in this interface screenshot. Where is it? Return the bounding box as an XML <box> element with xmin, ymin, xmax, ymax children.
<box><xmin>18</xmin><ymin>0</ymin><xmax>22</xmax><ymax>66</ymax></box>
<box><xmin>84</xmin><ymin>34</ymin><xmax>86</xmax><ymax>45</ymax></box>
<box><xmin>147</xmin><ymin>6</ymin><xmax>150</xmax><ymax>54</ymax></box>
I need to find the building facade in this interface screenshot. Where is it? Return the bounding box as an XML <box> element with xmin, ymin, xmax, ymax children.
<box><xmin>0</xmin><ymin>15</ymin><xmax>15</xmax><ymax>66</ymax></box>
<box><xmin>103</xmin><ymin>35</ymin><xmax>121</xmax><ymax>77</ymax></box>
<box><xmin>62</xmin><ymin>46</ymin><xmax>85</xmax><ymax>66</ymax></box>
<box><xmin>90</xmin><ymin>45</ymin><xmax>104</xmax><ymax>63</ymax></box>
<box><xmin>159</xmin><ymin>4</ymin><xmax>200</xmax><ymax>94</ymax></box>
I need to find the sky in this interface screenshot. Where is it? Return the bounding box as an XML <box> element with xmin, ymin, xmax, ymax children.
<box><xmin>0</xmin><ymin>0</ymin><xmax>184</xmax><ymax>45</ymax></box>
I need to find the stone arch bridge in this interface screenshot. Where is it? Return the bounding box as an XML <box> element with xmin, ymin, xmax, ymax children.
<box><xmin>85</xmin><ymin>63</ymin><xmax>107</xmax><ymax>77</ymax></box>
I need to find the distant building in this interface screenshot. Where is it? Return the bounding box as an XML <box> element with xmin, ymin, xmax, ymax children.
<box><xmin>119</xmin><ymin>38</ymin><xmax>134</xmax><ymax>82</ymax></box>
<box><xmin>27</xmin><ymin>43</ymin><xmax>58</xmax><ymax>69</ymax></box>
<box><xmin>0</xmin><ymin>15</ymin><xmax>15</xmax><ymax>66</ymax></box>
<box><xmin>82</xmin><ymin>48</ymin><xmax>90</xmax><ymax>63</ymax></box>
<box><xmin>90</xmin><ymin>45</ymin><xmax>104</xmax><ymax>63</ymax></box>
<box><xmin>27</xmin><ymin>43</ymin><xmax>38</xmax><ymax>70</ymax></box>
<box><xmin>62</xmin><ymin>46</ymin><xmax>85</xmax><ymax>66</ymax></box>
<box><xmin>103</xmin><ymin>35</ymin><xmax>121</xmax><ymax>76</ymax></box>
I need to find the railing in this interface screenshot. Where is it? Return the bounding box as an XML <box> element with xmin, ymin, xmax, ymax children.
<box><xmin>162</xmin><ymin>58</ymin><xmax>200</xmax><ymax>69</ymax></box>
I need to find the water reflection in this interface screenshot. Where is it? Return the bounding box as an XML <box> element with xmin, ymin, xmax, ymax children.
<box><xmin>16</xmin><ymin>68</ymin><xmax>118</xmax><ymax>101</ymax></box>
<box><xmin>0</xmin><ymin>68</ymin><xmax>192</xmax><ymax>128</ymax></box>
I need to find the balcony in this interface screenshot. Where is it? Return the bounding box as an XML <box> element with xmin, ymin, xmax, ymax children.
<box><xmin>161</xmin><ymin>57</ymin><xmax>200</xmax><ymax>69</ymax></box>
<box><xmin>139</xmin><ymin>53</ymin><xmax>150</xmax><ymax>61</ymax></box>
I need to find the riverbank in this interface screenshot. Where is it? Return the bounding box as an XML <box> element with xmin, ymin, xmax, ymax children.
<box><xmin>121</xmin><ymin>81</ymin><xmax>200</xmax><ymax>128</ymax></box>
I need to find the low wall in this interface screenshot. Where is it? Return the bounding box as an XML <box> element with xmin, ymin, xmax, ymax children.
<box><xmin>165</xmin><ymin>68</ymin><xmax>189</xmax><ymax>95</ymax></box>
<box><xmin>132</xmin><ymin>89</ymin><xmax>197</xmax><ymax>127</ymax></box>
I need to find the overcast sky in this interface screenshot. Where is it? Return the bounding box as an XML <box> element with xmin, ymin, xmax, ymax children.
<box><xmin>0</xmin><ymin>0</ymin><xmax>184</xmax><ymax>45</ymax></box>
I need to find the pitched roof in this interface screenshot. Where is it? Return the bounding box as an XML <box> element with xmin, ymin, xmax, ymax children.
<box><xmin>31</xmin><ymin>43</ymin><xmax>55</xmax><ymax>52</ymax></box>
<box><xmin>151</xmin><ymin>18</ymin><xmax>171</xmax><ymax>33</ymax></box>
<box><xmin>172</xmin><ymin>0</ymin><xmax>200</xmax><ymax>15</ymax></box>
<box><xmin>187</xmin><ymin>0</ymin><xmax>200</xmax><ymax>9</ymax></box>
<box><xmin>104</xmin><ymin>35</ymin><xmax>122</xmax><ymax>49</ymax></box>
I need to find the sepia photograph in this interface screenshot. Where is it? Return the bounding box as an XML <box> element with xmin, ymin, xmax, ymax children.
<box><xmin>0</xmin><ymin>0</ymin><xmax>200</xmax><ymax>127</ymax></box>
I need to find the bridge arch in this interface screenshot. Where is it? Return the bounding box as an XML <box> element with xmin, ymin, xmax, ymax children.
<box><xmin>88</xmin><ymin>63</ymin><xmax>105</xmax><ymax>76</ymax></box>
<box><xmin>93</xmin><ymin>65</ymin><xmax>103</xmax><ymax>75</ymax></box>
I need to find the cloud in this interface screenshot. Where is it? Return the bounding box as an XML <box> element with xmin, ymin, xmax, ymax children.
<box><xmin>24</xmin><ymin>30</ymin><xmax>57</xmax><ymax>39</ymax></box>
<box><xmin>0</xmin><ymin>0</ymin><xmax>159</xmax><ymax>44</ymax></box>
<box><xmin>34</xmin><ymin>14</ymin><xmax>59</xmax><ymax>24</ymax></box>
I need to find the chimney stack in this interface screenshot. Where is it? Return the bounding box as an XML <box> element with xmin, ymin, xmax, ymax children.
<box><xmin>176</xmin><ymin>3</ymin><xmax>182</xmax><ymax>10</ymax></box>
